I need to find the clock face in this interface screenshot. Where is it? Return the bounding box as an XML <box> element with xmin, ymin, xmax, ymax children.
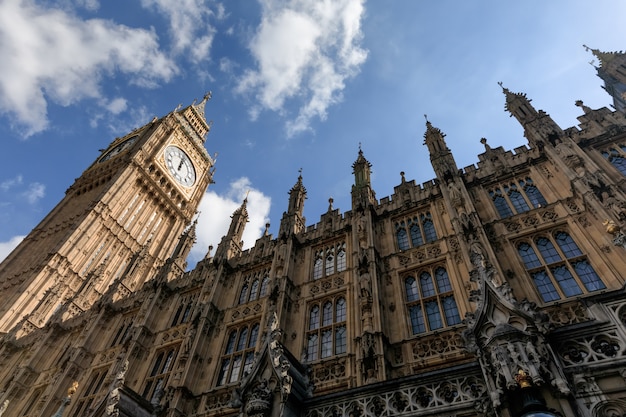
<box><xmin>164</xmin><ymin>146</ymin><xmax>196</xmax><ymax>187</ymax></box>
<box><xmin>99</xmin><ymin>135</ymin><xmax>138</xmax><ymax>163</ymax></box>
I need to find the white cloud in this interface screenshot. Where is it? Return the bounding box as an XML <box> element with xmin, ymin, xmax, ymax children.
<box><xmin>236</xmin><ymin>0</ymin><xmax>368</xmax><ymax>137</ymax></box>
<box><xmin>139</xmin><ymin>0</ymin><xmax>223</xmax><ymax>63</ymax></box>
<box><xmin>190</xmin><ymin>177</ymin><xmax>271</xmax><ymax>263</ymax></box>
<box><xmin>0</xmin><ymin>1</ymin><xmax>178</xmax><ymax>137</ymax></box>
<box><xmin>0</xmin><ymin>235</ymin><xmax>25</xmax><ymax>263</ymax></box>
<box><xmin>22</xmin><ymin>182</ymin><xmax>45</xmax><ymax>204</ymax></box>
<box><xmin>103</xmin><ymin>97</ymin><xmax>128</xmax><ymax>115</ymax></box>
<box><xmin>0</xmin><ymin>175</ymin><xmax>24</xmax><ymax>191</ymax></box>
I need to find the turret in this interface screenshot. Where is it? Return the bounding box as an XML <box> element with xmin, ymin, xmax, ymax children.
<box><xmin>214</xmin><ymin>198</ymin><xmax>248</xmax><ymax>262</ymax></box>
<box><xmin>279</xmin><ymin>173</ymin><xmax>307</xmax><ymax>238</ymax></box>
<box><xmin>351</xmin><ymin>147</ymin><xmax>377</xmax><ymax>210</ymax></box>
<box><xmin>585</xmin><ymin>45</ymin><xmax>626</xmax><ymax>113</ymax></box>
<box><xmin>424</xmin><ymin>119</ymin><xmax>458</xmax><ymax>183</ymax></box>
<box><xmin>170</xmin><ymin>219</ymin><xmax>197</xmax><ymax>269</ymax></box>
<box><xmin>500</xmin><ymin>82</ymin><xmax>563</xmax><ymax>147</ymax></box>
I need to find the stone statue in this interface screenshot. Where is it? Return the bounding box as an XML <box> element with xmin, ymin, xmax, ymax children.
<box><xmin>359</xmin><ymin>268</ymin><xmax>372</xmax><ymax>299</ymax></box>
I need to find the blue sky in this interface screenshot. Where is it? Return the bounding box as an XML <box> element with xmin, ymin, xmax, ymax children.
<box><xmin>1</xmin><ymin>0</ymin><xmax>625</xmax><ymax>266</ymax></box>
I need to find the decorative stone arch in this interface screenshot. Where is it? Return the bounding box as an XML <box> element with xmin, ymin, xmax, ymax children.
<box><xmin>592</xmin><ymin>399</ymin><xmax>626</xmax><ymax>417</ymax></box>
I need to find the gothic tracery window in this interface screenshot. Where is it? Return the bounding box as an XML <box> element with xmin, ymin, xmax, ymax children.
<box><xmin>143</xmin><ymin>346</ymin><xmax>179</xmax><ymax>399</ymax></box>
<box><xmin>490</xmin><ymin>177</ymin><xmax>547</xmax><ymax>218</ymax></box>
<box><xmin>305</xmin><ymin>296</ymin><xmax>347</xmax><ymax>361</ymax></box>
<box><xmin>516</xmin><ymin>231</ymin><xmax>605</xmax><ymax>303</ymax></box>
<box><xmin>72</xmin><ymin>369</ymin><xmax>108</xmax><ymax>417</ymax></box>
<box><xmin>217</xmin><ymin>323</ymin><xmax>260</xmax><ymax>385</ymax></box>
<box><xmin>171</xmin><ymin>293</ymin><xmax>197</xmax><ymax>327</ymax></box>
<box><xmin>395</xmin><ymin>212</ymin><xmax>438</xmax><ymax>251</ymax></box>
<box><xmin>312</xmin><ymin>242</ymin><xmax>347</xmax><ymax>280</ymax></box>
<box><xmin>404</xmin><ymin>266</ymin><xmax>461</xmax><ymax>335</ymax></box>
<box><xmin>238</xmin><ymin>268</ymin><xmax>271</xmax><ymax>304</ymax></box>
<box><xmin>602</xmin><ymin>145</ymin><xmax>626</xmax><ymax>177</ymax></box>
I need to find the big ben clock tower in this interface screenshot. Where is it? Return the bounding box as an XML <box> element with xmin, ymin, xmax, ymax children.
<box><xmin>0</xmin><ymin>93</ymin><xmax>216</xmax><ymax>336</ymax></box>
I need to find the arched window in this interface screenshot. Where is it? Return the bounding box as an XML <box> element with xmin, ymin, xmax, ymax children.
<box><xmin>396</xmin><ymin>213</ymin><xmax>437</xmax><ymax>250</ymax></box>
<box><xmin>143</xmin><ymin>347</ymin><xmax>178</xmax><ymax>398</ymax></box>
<box><xmin>506</xmin><ymin>184</ymin><xmax>530</xmax><ymax>213</ymax></box>
<box><xmin>421</xmin><ymin>213</ymin><xmax>437</xmax><ymax>242</ymax></box>
<box><xmin>312</xmin><ymin>242</ymin><xmax>347</xmax><ymax>279</ymax></box>
<box><xmin>259</xmin><ymin>276</ymin><xmax>270</xmax><ymax>297</ymax></box>
<box><xmin>491</xmin><ymin>189</ymin><xmax>513</xmax><ymax>218</ymax></box>
<box><xmin>238</xmin><ymin>284</ymin><xmax>249</xmax><ymax>305</ymax></box>
<box><xmin>404</xmin><ymin>266</ymin><xmax>460</xmax><ymax>335</ymax></box>
<box><xmin>396</xmin><ymin>222</ymin><xmax>410</xmax><ymax>250</ymax></box>
<box><xmin>309</xmin><ymin>306</ymin><xmax>320</xmax><ymax>330</ymax></box>
<box><xmin>217</xmin><ymin>323</ymin><xmax>259</xmax><ymax>386</ymax></box>
<box><xmin>336</xmin><ymin>244</ymin><xmax>347</xmax><ymax>272</ymax></box>
<box><xmin>305</xmin><ymin>296</ymin><xmax>347</xmax><ymax>362</ymax></box>
<box><xmin>603</xmin><ymin>147</ymin><xmax>626</xmax><ymax>176</ymax></box>
<box><xmin>313</xmin><ymin>255</ymin><xmax>323</xmax><ymax>280</ymax></box>
<box><xmin>419</xmin><ymin>272</ymin><xmax>435</xmax><ymax>297</ymax></box>
<box><xmin>249</xmin><ymin>279</ymin><xmax>259</xmax><ymax>301</ymax></box>
<box><xmin>517</xmin><ymin>231</ymin><xmax>605</xmax><ymax>303</ymax></box>
<box><xmin>491</xmin><ymin>178</ymin><xmax>547</xmax><ymax>218</ymax></box>
<box><xmin>325</xmin><ymin>248</ymin><xmax>335</xmax><ymax>276</ymax></box>
<box><xmin>521</xmin><ymin>178</ymin><xmax>547</xmax><ymax>207</ymax></box>
<box><xmin>409</xmin><ymin>218</ymin><xmax>424</xmax><ymax>247</ymax></box>
<box><xmin>405</xmin><ymin>277</ymin><xmax>419</xmax><ymax>302</ymax></box>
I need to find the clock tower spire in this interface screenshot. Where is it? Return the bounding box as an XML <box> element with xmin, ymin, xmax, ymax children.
<box><xmin>0</xmin><ymin>94</ymin><xmax>216</xmax><ymax>336</ymax></box>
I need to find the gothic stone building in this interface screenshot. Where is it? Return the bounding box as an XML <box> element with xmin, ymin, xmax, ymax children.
<box><xmin>2</xmin><ymin>48</ymin><xmax>626</xmax><ymax>417</ymax></box>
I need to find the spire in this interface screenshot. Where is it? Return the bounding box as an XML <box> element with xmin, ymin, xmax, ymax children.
<box><xmin>423</xmin><ymin>117</ymin><xmax>458</xmax><ymax>182</ymax></box>
<box><xmin>214</xmin><ymin>197</ymin><xmax>249</xmax><ymax>262</ymax></box>
<box><xmin>176</xmin><ymin>92</ymin><xmax>212</xmax><ymax>143</ymax></box>
<box><xmin>192</xmin><ymin>91</ymin><xmax>212</xmax><ymax>118</ymax></box>
<box><xmin>584</xmin><ymin>45</ymin><xmax>626</xmax><ymax>113</ymax></box>
<box><xmin>227</xmin><ymin>197</ymin><xmax>249</xmax><ymax>241</ymax></box>
<box><xmin>279</xmin><ymin>172</ymin><xmax>307</xmax><ymax>238</ymax></box>
<box><xmin>499</xmin><ymin>82</ymin><xmax>562</xmax><ymax>146</ymax></box>
<box><xmin>351</xmin><ymin>146</ymin><xmax>376</xmax><ymax>209</ymax></box>
<box><xmin>499</xmin><ymin>82</ymin><xmax>536</xmax><ymax>123</ymax></box>
<box><xmin>171</xmin><ymin>219</ymin><xmax>197</xmax><ymax>264</ymax></box>
<box><xmin>584</xmin><ymin>45</ymin><xmax>620</xmax><ymax>68</ymax></box>
<box><xmin>287</xmin><ymin>170</ymin><xmax>307</xmax><ymax>216</ymax></box>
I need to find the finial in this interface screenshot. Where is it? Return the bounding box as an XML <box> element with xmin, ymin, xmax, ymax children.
<box><xmin>583</xmin><ymin>44</ymin><xmax>590</xmax><ymax>52</ymax></box>
<box><xmin>328</xmin><ymin>197</ymin><xmax>334</xmax><ymax>211</ymax></box>
<box><xmin>400</xmin><ymin>171</ymin><xmax>406</xmax><ymax>182</ymax></box>
<box><xmin>298</xmin><ymin>167</ymin><xmax>303</xmax><ymax>177</ymax></box>
<box><xmin>264</xmin><ymin>223</ymin><xmax>270</xmax><ymax>236</ymax></box>
<box><xmin>244</xmin><ymin>190</ymin><xmax>250</xmax><ymax>202</ymax></box>
<box><xmin>203</xmin><ymin>91</ymin><xmax>212</xmax><ymax>101</ymax></box>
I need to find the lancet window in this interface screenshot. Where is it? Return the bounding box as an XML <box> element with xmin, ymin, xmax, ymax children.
<box><xmin>516</xmin><ymin>231</ymin><xmax>605</xmax><ymax>303</ymax></box>
<box><xmin>238</xmin><ymin>268</ymin><xmax>271</xmax><ymax>304</ymax></box>
<box><xmin>110</xmin><ymin>314</ymin><xmax>135</xmax><ymax>347</ymax></box>
<box><xmin>305</xmin><ymin>296</ymin><xmax>347</xmax><ymax>361</ymax></box>
<box><xmin>404</xmin><ymin>266</ymin><xmax>461</xmax><ymax>335</ymax></box>
<box><xmin>72</xmin><ymin>368</ymin><xmax>109</xmax><ymax>417</ymax></box>
<box><xmin>489</xmin><ymin>178</ymin><xmax>547</xmax><ymax>218</ymax></box>
<box><xmin>217</xmin><ymin>322</ymin><xmax>260</xmax><ymax>385</ymax></box>
<box><xmin>395</xmin><ymin>212</ymin><xmax>437</xmax><ymax>251</ymax></box>
<box><xmin>312</xmin><ymin>242</ymin><xmax>347</xmax><ymax>280</ymax></box>
<box><xmin>602</xmin><ymin>145</ymin><xmax>626</xmax><ymax>176</ymax></box>
<box><xmin>142</xmin><ymin>346</ymin><xmax>179</xmax><ymax>399</ymax></box>
<box><xmin>171</xmin><ymin>292</ymin><xmax>198</xmax><ymax>327</ymax></box>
